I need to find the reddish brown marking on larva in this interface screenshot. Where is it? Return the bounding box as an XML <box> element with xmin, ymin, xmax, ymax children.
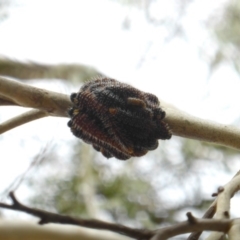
<box><xmin>127</xmin><ymin>97</ymin><xmax>146</xmax><ymax>108</ymax></box>
<box><xmin>109</xmin><ymin>108</ymin><xmax>118</xmax><ymax>115</ymax></box>
<box><xmin>68</xmin><ymin>77</ymin><xmax>172</xmax><ymax>160</ymax></box>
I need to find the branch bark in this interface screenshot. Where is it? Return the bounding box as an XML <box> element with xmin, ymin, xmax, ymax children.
<box><xmin>0</xmin><ymin>220</ymin><xmax>130</xmax><ymax>240</ymax></box>
<box><xmin>0</xmin><ymin>58</ymin><xmax>101</xmax><ymax>81</ymax></box>
<box><xmin>188</xmin><ymin>170</ymin><xmax>240</xmax><ymax>240</ymax></box>
<box><xmin>205</xmin><ymin>172</ymin><xmax>240</xmax><ymax>240</ymax></box>
<box><xmin>0</xmin><ymin>109</ymin><xmax>48</xmax><ymax>134</ymax></box>
<box><xmin>0</xmin><ymin>76</ymin><xmax>72</xmax><ymax>117</ymax></box>
<box><xmin>163</xmin><ymin>104</ymin><xmax>240</xmax><ymax>150</ymax></box>
<box><xmin>151</xmin><ymin>213</ymin><xmax>231</xmax><ymax>240</ymax></box>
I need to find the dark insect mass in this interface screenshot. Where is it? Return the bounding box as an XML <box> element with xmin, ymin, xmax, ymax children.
<box><xmin>67</xmin><ymin>77</ymin><xmax>172</xmax><ymax>160</ymax></box>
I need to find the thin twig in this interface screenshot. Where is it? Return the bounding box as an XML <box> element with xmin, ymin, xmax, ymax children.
<box><xmin>0</xmin><ymin>193</ymin><xmax>236</xmax><ymax>240</ymax></box>
<box><xmin>187</xmin><ymin>205</ymin><xmax>216</xmax><ymax>240</ymax></box>
<box><xmin>0</xmin><ymin>109</ymin><xmax>48</xmax><ymax>134</ymax></box>
<box><xmin>0</xmin><ymin>192</ymin><xmax>154</xmax><ymax>240</ymax></box>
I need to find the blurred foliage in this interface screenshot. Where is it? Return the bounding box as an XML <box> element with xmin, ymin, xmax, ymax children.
<box><xmin>27</xmin><ymin>142</ymin><xmax>165</xmax><ymax>228</ymax></box>
<box><xmin>25</xmin><ymin>137</ymin><xmax>237</xmax><ymax>228</ymax></box>
<box><xmin>0</xmin><ymin>58</ymin><xmax>102</xmax><ymax>83</ymax></box>
<box><xmin>207</xmin><ymin>0</ymin><xmax>240</xmax><ymax>73</ymax></box>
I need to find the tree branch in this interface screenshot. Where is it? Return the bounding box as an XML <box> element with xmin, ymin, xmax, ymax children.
<box><xmin>0</xmin><ymin>192</ymin><xmax>154</xmax><ymax>240</ymax></box>
<box><xmin>151</xmin><ymin>212</ymin><xmax>231</xmax><ymax>240</ymax></box>
<box><xmin>0</xmin><ymin>220</ymin><xmax>130</xmax><ymax>240</ymax></box>
<box><xmin>205</xmin><ymin>172</ymin><xmax>240</xmax><ymax>240</ymax></box>
<box><xmin>0</xmin><ymin>58</ymin><xmax>102</xmax><ymax>81</ymax></box>
<box><xmin>0</xmin><ymin>92</ymin><xmax>23</xmax><ymax>106</ymax></box>
<box><xmin>187</xmin><ymin>204</ymin><xmax>216</xmax><ymax>240</ymax></box>
<box><xmin>0</xmin><ymin>76</ymin><xmax>72</xmax><ymax>117</ymax></box>
<box><xmin>0</xmin><ymin>192</ymin><xmax>237</xmax><ymax>240</ymax></box>
<box><xmin>0</xmin><ymin>94</ymin><xmax>19</xmax><ymax>106</ymax></box>
<box><xmin>187</xmin><ymin>170</ymin><xmax>240</xmax><ymax>240</ymax></box>
<box><xmin>1</xmin><ymin>76</ymin><xmax>240</xmax><ymax>151</ymax></box>
<box><xmin>163</xmin><ymin>104</ymin><xmax>240</xmax><ymax>150</ymax></box>
<box><xmin>0</xmin><ymin>109</ymin><xmax>48</xmax><ymax>134</ymax></box>
<box><xmin>228</xmin><ymin>219</ymin><xmax>240</xmax><ymax>240</ymax></box>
